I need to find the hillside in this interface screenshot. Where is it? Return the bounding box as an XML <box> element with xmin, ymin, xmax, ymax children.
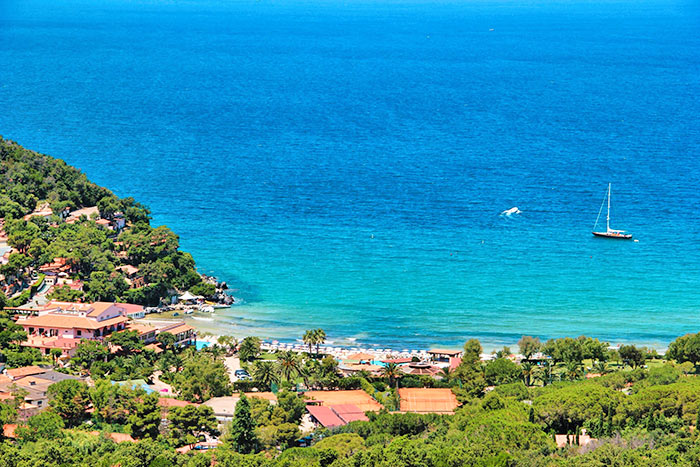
<box><xmin>0</xmin><ymin>137</ymin><xmax>211</xmax><ymax>306</ymax></box>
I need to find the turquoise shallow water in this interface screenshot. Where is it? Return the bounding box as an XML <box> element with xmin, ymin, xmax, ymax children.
<box><xmin>1</xmin><ymin>0</ymin><xmax>700</xmax><ymax>350</ymax></box>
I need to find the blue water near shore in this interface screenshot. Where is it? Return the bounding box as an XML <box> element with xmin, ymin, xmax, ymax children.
<box><xmin>1</xmin><ymin>0</ymin><xmax>700</xmax><ymax>350</ymax></box>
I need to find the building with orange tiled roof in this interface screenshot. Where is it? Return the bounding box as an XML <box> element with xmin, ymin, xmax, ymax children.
<box><xmin>157</xmin><ymin>322</ymin><xmax>196</xmax><ymax>348</ymax></box>
<box><xmin>6</xmin><ymin>366</ymin><xmax>45</xmax><ymax>380</ymax></box>
<box><xmin>16</xmin><ymin>301</ymin><xmax>129</xmax><ymax>341</ymax></box>
<box><xmin>397</xmin><ymin>388</ymin><xmax>459</xmax><ymax>414</ymax></box>
<box><xmin>127</xmin><ymin>320</ymin><xmax>195</xmax><ymax>348</ymax></box>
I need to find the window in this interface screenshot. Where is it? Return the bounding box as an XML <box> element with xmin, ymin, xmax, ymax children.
<box><xmin>77</xmin><ymin>330</ymin><xmax>82</xmax><ymax>336</ymax></box>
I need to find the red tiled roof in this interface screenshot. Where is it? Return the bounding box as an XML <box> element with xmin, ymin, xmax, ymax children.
<box><xmin>307</xmin><ymin>405</ymin><xmax>346</xmax><ymax>428</ymax></box>
<box><xmin>381</xmin><ymin>358</ymin><xmax>413</xmax><ymax>364</ymax></box>
<box><xmin>6</xmin><ymin>366</ymin><xmax>45</xmax><ymax>379</ymax></box>
<box><xmin>158</xmin><ymin>398</ymin><xmax>197</xmax><ymax>408</ymax></box>
<box><xmin>144</xmin><ymin>343</ymin><xmax>163</xmax><ymax>354</ymax></box>
<box><xmin>18</xmin><ymin>314</ymin><xmax>127</xmax><ymax>330</ymax></box>
<box><xmin>163</xmin><ymin>323</ymin><xmax>194</xmax><ymax>336</ymax></box>
<box><xmin>330</xmin><ymin>404</ymin><xmax>369</xmax><ymax>423</ymax></box>
<box><xmin>3</xmin><ymin>424</ymin><xmax>17</xmax><ymax>438</ymax></box>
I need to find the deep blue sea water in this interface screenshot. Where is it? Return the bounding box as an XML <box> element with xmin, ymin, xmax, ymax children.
<box><xmin>1</xmin><ymin>0</ymin><xmax>699</xmax><ymax>350</ymax></box>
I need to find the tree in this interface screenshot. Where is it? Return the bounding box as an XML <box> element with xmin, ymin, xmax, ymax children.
<box><xmin>252</xmin><ymin>360</ymin><xmax>280</xmax><ymax>389</ymax></box>
<box><xmin>47</xmin><ymin>285</ymin><xmax>85</xmax><ymax>302</ymax></box>
<box><xmin>226</xmin><ymin>394</ymin><xmax>258</xmax><ymax>454</ymax></box>
<box><xmin>217</xmin><ymin>335</ymin><xmax>238</xmax><ymax>355</ymax></box>
<box><xmin>156</xmin><ymin>331</ymin><xmax>176</xmax><ymax>351</ymax></box>
<box><xmin>47</xmin><ymin>379</ymin><xmax>90</xmax><ymax>426</ymax></box>
<box><xmin>593</xmin><ymin>360</ymin><xmax>609</xmax><ymax>375</ymax></box>
<box><xmin>667</xmin><ymin>333</ymin><xmax>700</xmax><ymax>369</ymax></box>
<box><xmin>520</xmin><ymin>361</ymin><xmax>536</xmax><ymax>386</ymax></box>
<box><xmin>0</xmin><ymin>313</ymin><xmax>27</xmax><ymax>348</ymax></box>
<box><xmin>89</xmin><ymin>379</ymin><xmax>135</xmax><ymax>424</ymax></box>
<box><xmin>537</xmin><ymin>361</ymin><xmax>554</xmax><ymax>387</ymax></box>
<box><xmin>484</xmin><ymin>358</ymin><xmax>521</xmax><ymax>386</ymax></box>
<box><xmin>382</xmin><ymin>362</ymin><xmax>402</xmax><ymax>389</ymax></box>
<box><xmin>14</xmin><ymin>411</ymin><xmax>65</xmax><ymax>443</ymax></box>
<box><xmin>239</xmin><ymin>336</ymin><xmax>261</xmax><ymax>362</ymax></box>
<box><xmin>277</xmin><ymin>350</ymin><xmax>303</xmax><ymax>382</ymax></box>
<box><xmin>518</xmin><ymin>336</ymin><xmax>541</xmax><ymax>360</ymax></box>
<box><xmin>72</xmin><ymin>340</ymin><xmax>109</xmax><ymax>370</ymax></box>
<box><xmin>618</xmin><ymin>344</ymin><xmax>645</xmax><ymax>369</ymax></box>
<box><xmin>277</xmin><ymin>391</ymin><xmax>306</xmax><ymax>424</ymax></box>
<box><xmin>172</xmin><ymin>351</ymin><xmax>231</xmax><ymax>402</ymax></box>
<box><xmin>565</xmin><ymin>360</ymin><xmax>583</xmax><ymax>381</ymax></box>
<box><xmin>168</xmin><ymin>404</ymin><xmax>218</xmax><ymax>447</ymax></box>
<box><xmin>453</xmin><ymin>339</ymin><xmax>486</xmax><ymax>400</ymax></box>
<box><xmin>189</xmin><ymin>282</ymin><xmax>216</xmax><ymax>298</ymax></box>
<box><xmin>302</xmin><ymin>329</ymin><xmax>315</xmax><ymax>355</ymax></box>
<box><xmin>107</xmin><ymin>330</ymin><xmax>144</xmax><ymax>353</ymax></box>
<box><xmin>127</xmin><ymin>392</ymin><xmax>161</xmax><ymax>439</ymax></box>
<box><xmin>313</xmin><ymin>328</ymin><xmax>326</xmax><ymax>355</ymax></box>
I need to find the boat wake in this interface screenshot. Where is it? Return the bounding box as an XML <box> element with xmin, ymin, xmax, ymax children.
<box><xmin>500</xmin><ymin>207</ymin><xmax>522</xmax><ymax>216</ymax></box>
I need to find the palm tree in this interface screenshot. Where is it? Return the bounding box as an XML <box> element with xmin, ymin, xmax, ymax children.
<box><xmin>302</xmin><ymin>330</ymin><xmax>315</xmax><ymax>355</ymax></box>
<box><xmin>537</xmin><ymin>361</ymin><xmax>553</xmax><ymax>387</ymax></box>
<box><xmin>277</xmin><ymin>350</ymin><xmax>303</xmax><ymax>382</ymax></box>
<box><xmin>217</xmin><ymin>335</ymin><xmax>238</xmax><ymax>355</ymax></box>
<box><xmin>593</xmin><ymin>360</ymin><xmax>608</xmax><ymax>375</ymax></box>
<box><xmin>521</xmin><ymin>361</ymin><xmax>535</xmax><ymax>386</ymax></box>
<box><xmin>313</xmin><ymin>329</ymin><xmax>327</xmax><ymax>356</ymax></box>
<box><xmin>566</xmin><ymin>361</ymin><xmax>583</xmax><ymax>381</ymax></box>
<box><xmin>382</xmin><ymin>362</ymin><xmax>402</xmax><ymax>389</ymax></box>
<box><xmin>252</xmin><ymin>360</ymin><xmax>280</xmax><ymax>389</ymax></box>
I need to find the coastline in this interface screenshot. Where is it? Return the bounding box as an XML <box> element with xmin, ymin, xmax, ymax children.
<box><xmin>155</xmin><ymin>308</ymin><xmax>671</xmax><ymax>355</ymax></box>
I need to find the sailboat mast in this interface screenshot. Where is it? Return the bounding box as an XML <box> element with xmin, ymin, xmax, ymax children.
<box><xmin>606</xmin><ymin>183</ymin><xmax>611</xmax><ymax>232</ymax></box>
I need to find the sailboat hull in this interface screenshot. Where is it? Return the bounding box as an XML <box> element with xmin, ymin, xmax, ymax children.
<box><xmin>592</xmin><ymin>231</ymin><xmax>633</xmax><ymax>239</ymax></box>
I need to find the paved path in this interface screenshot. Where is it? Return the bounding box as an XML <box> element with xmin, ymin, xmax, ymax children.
<box><xmin>149</xmin><ymin>370</ymin><xmax>174</xmax><ymax>395</ymax></box>
<box><xmin>224</xmin><ymin>356</ymin><xmax>241</xmax><ymax>383</ymax></box>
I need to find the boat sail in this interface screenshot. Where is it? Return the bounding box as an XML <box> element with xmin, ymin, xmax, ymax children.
<box><xmin>592</xmin><ymin>183</ymin><xmax>632</xmax><ymax>239</ymax></box>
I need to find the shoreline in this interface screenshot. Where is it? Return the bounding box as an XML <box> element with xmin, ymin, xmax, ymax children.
<box><xmin>150</xmin><ymin>309</ymin><xmax>671</xmax><ymax>356</ymax></box>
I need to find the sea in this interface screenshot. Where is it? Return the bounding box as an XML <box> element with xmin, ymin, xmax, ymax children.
<box><xmin>1</xmin><ymin>0</ymin><xmax>699</xmax><ymax>351</ymax></box>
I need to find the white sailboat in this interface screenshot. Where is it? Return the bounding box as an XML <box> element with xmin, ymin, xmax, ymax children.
<box><xmin>592</xmin><ymin>183</ymin><xmax>632</xmax><ymax>239</ymax></box>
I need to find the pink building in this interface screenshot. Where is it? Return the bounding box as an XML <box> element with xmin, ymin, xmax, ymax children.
<box><xmin>16</xmin><ymin>302</ymin><xmax>130</xmax><ymax>356</ymax></box>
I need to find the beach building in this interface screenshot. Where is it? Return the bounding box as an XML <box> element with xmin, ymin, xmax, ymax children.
<box><xmin>127</xmin><ymin>320</ymin><xmax>196</xmax><ymax>348</ymax></box>
<box><xmin>401</xmin><ymin>362</ymin><xmax>442</xmax><ymax>377</ymax></box>
<box><xmin>428</xmin><ymin>349</ymin><xmax>462</xmax><ymax>363</ymax></box>
<box><xmin>397</xmin><ymin>388</ymin><xmax>460</xmax><ymax>414</ymax></box>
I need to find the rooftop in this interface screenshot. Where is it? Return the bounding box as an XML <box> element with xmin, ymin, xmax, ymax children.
<box><xmin>306</xmin><ymin>405</ymin><xmax>346</xmax><ymax>429</ymax></box>
<box><xmin>6</xmin><ymin>366</ymin><xmax>45</xmax><ymax>380</ymax></box>
<box><xmin>18</xmin><ymin>313</ymin><xmax>128</xmax><ymax>330</ymax></box>
<box><xmin>428</xmin><ymin>349</ymin><xmax>462</xmax><ymax>356</ymax></box>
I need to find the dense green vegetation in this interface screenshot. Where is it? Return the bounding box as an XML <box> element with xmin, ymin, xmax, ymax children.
<box><xmin>0</xmin><ymin>137</ymin><xmax>209</xmax><ymax>305</ymax></box>
<box><xmin>3</xmin><ymin>326</ymin><xmax>700</xmax><ymax>465</ymax></box>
